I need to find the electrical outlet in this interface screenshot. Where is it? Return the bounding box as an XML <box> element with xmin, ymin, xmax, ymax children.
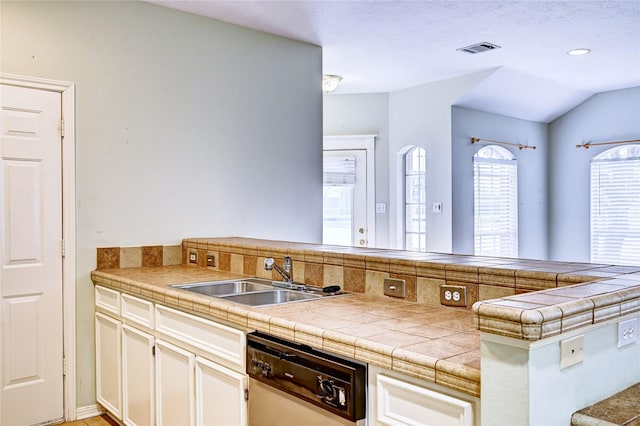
<box><xmin>440</xmin><ymin>285</ymin><xmax>467</xmax><ymax>307</ymax></box>
<box><xmin>189</xmin><ymin>251</ymin><xmax>198</xmax><ymax>264</ymax></box>
<box><xmin>618</xmin><ymin>318</ymin><xmax>638</xmax><ymax>348</ymax></box>
<box><xmin>560</xmin><ymin>335</ymin><xmax>584</xmax><ymax>369</ymax></box>
<box><xmin>206</xmin><ymin>254</ymin><xmax>215</xmax><ymax>267</ymax></box>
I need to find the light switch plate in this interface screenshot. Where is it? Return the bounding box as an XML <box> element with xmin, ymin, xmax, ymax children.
<box><xmin>560</xmin><ymin>335</ymin><xmax>584</xmax><ymax>369</ymax></box>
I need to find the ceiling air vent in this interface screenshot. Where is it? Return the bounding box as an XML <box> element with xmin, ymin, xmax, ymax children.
<box><xmin>457</xmin><ymin>42</ymin><xmax>501</xmax><ymax>54</ymax></box>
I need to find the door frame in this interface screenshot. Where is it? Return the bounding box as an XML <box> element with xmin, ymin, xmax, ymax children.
<box><xmin>1</xmin><ymin>73</ymin><xmax>77</xmax><ymax>421</ymax></box>
<box><xmin>323</xmin><ymin>135</ymin><xmax>376</xmax><ymax>247</ymax></box>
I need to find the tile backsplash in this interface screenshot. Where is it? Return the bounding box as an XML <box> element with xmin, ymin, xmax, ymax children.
<box><xmin>97</xmin><ymin>245</ymin><xmax>182</xmax><ymax>269</ymax></box>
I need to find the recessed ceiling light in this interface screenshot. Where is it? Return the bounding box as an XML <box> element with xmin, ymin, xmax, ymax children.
<box><xmin>567</xmin><ymin>48</ymin><xmax>591</xmax><ymax>56</ymax></box>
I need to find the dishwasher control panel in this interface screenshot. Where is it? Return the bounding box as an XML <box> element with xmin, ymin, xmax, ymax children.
<box><xmin>246</xmin><ymin>331</ymin><xmax>366</xmax><ymax>422</ymax></box>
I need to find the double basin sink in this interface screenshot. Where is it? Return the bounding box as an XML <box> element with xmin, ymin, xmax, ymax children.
<box><xmin>172</xmin><ymin>277</ymin><xmax>342</xmax><ymax>307</ymax></box>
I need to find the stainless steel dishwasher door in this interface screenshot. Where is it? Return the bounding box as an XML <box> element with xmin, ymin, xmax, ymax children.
<box><xmin>248</xmin><ymin>378</ymin><xmax>362</xmax><ymax>426</ymax></box>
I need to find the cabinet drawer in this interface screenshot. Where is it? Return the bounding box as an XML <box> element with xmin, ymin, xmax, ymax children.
<box><xmin>122</xmin><ymin>293</ymin><xmax>154</xmax><ymax>329</ymax></box>
<box><xmin>95</xmin><ymin>285</ymin><xmax>121</xmax><ymax>315</ymax></box>
<box><xmin>376</xmin><ymin>374</ymin><xmax>473</xmax><ymax>426</ymax></box>
<box><xmin>155</xmin><ymin>304</ymin><xmax>245</xmax><ymax>372</ymax></box>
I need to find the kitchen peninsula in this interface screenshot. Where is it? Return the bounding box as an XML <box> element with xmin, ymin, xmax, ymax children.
<box><xmin>92</xmin><ymin>237</ymin><xmax>640</xmax><ymax>425</ymax></box>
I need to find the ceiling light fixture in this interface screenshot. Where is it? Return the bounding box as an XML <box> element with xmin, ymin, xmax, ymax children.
<box><xmin>567</xmin><ymin>48</ymin><xmax>591</xmax><ymax>56</ymax></box>
<box><xmin>323</xmin><ymin>74</ymin><xmax>343</xmax><ymax>94</ymax></box>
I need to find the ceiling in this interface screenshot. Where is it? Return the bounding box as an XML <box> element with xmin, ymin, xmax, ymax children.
<box><xmin>147</xmin><ymin>0</ymin><xmax>640</xmax><ymax>122</ymax></box>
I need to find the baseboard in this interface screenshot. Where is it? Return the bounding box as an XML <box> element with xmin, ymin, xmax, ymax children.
<box><xmin>75</xmin><ymin>404</ymin><xmax>104</xmax><ymax>420</ymax></box>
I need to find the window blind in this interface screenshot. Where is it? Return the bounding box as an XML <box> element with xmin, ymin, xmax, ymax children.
<box><xmin>474</xmin><ymin>156</ymin><xmax>518</xmax><ymax>257</ymax></box>
<box><xmin>590</xmin><ymin>157</ymin><xmax>640</xmax><ymax>265</ymax></box>
<box><xmin>323</xmin><ymin>156</ymin><xmax>356</xmax><ymax>185</ymax></box>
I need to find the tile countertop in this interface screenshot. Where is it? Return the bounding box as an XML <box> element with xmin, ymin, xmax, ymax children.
<box><xmin>91</xmin><ymin>265</ymin><xmax>481</xmax><ymax>397</ymax></box>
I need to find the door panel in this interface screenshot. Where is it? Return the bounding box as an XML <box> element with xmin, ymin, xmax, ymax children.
<box><xmin>322</xmin><ymin>149</ymin><xmax>368</xmax><ymax>247</ymax></box>
<box><xmin>0</xmin><ymin>84</ymin><xmax>63</xmax><ymax>425</ymax></box>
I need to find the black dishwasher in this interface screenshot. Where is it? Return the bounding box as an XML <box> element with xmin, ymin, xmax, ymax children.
<box><xmin>246</xmin><ymin>331</ymin><xmax>366</xmax><ymax>425</ymax></box>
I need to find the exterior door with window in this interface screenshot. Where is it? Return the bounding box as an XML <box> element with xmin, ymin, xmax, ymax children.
<box><xmin>0</xmin><ymin>84</ymin><xmax>64</xmax><ymax>425</ymax></box>
<box><xmin>323</xmin><ymin>149</ymin><xmax>368</xmax><ymax>246</ymax></box>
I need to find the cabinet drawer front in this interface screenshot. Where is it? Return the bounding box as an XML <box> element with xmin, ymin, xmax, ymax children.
<box><xmin>95</xmin><ymin>285</ymin><xmax>121</xmax><ymax>315</ymax></box>
<box><xmin>122</xmin><ymin>293</ymin><xmax>154</xmax><ymax>329</ymax></box>
<box><xmin>155</xmin><ymin>304</ymin><xmax>245</xmax><ymax>372</ymax></box>
<box><xmin>376</xmin><ymin>374</ymin><xmax>473</xmax><ymax>426</ymax></box>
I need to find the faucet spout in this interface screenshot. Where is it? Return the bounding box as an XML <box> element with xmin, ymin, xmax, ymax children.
<box><xmin>264</xmin><ymin>256</ymin><xmax>293</xmax><ymax>283</ymax></box>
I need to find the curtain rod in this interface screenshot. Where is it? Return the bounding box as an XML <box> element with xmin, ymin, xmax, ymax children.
<box><xmin>470</xmin><ymin>137</ymin><xmax>536</xmax><ymax>150</ymax></box>
<box><xmin>576</xmin><ymin>138</ymin><xmax>640</xmax><ymax>149</ymax></box>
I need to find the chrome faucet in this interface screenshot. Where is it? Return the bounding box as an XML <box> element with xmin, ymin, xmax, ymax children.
<box><xmin>264</xmin><ymin>256</ymin><xmax>293</xmax><ymax>283</ymax></box>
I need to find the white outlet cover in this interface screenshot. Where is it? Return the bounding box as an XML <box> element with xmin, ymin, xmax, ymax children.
<box><xmin>618</xmin><ymin>318</ymin><xmax>638</xmax><ymax>348</ymax></box>
<box><xmin>560</xmin><ymin>335</ymin><xmax>584</xmax><ymax>369</ymax></box>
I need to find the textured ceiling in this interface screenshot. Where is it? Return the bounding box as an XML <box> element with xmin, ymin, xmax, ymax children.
<box><xmin>147</xmin><ymin>0</ymin><xmax>640</xmax><ymax>122</ymax></box>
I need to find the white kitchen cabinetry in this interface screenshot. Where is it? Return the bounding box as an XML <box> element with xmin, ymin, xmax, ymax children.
<box><xmin>155</xmin><ymin>304</ymin><xmax>247</xmax><ymax>426</ymax></box>
<box><xmin>368</xmin><ymin>366</ymin><xmax>478</xmax><ymax>426</ymax></box>
<box><xmin>122</xmin><ymin>324</ymin><xmax>155</xmax><ymax>426</ymax></box>
<box><xmin>155</xmin><ymin>339</ymin><xmax>196</xmax><ymax>426</ymax></box>
<box><xmin>121</xmin><ymin>293</ymin><xmax>155</xmax><ymax>426</ymax></box>
<box><xmin>196</xmin><ymin>356</ymin><xmax>247</xmax><ymax>426</ymax></box>
<box><xmin>94</xmin><ymin>285</ymin><xmax>248</xmax><ymax>426</ymax></box>
<box><xmin>95</xmin><ymin>312</ymin><xmax>122</xmax><ymax>419</ymax></box>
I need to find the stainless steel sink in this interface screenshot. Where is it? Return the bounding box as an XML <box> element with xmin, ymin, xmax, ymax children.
<box><xmin>219</xmin><ymin>289</ymin><xmax>321</xmax><ymax>307</ymax></box>
<box><xmin>171</xmin><ymin>277</ymin><xmax>341</xmax><ymax>307</ymax></box>
<box><xmin>171</xmin><ymin>277</ymin><xmax>273</xmax><ymax>296</ymax></box>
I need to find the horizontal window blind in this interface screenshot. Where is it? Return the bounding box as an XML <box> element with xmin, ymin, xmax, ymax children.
<box><xmin>323</xmin><ymin>156</ymin><xmax>356</xmax><ymax>185</ymax></box>
<box><xmin>591</xmin><ymin>156</ymin><xmax>640</xmax><ymax>265</ymax></box>
<box><xmin>474</xmin><ymin>155</ymin><xmax>518</xmax><ymax>258</ymax></box>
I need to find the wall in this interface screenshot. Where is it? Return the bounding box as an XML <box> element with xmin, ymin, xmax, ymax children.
<box><xmin>549</xmin><ymin>87</ymin><xmax>640</xmax><ymax>262</ymax></box>
<box><xmin>482</xmin><ymin>315</ymin><xmax>640</xmax><ymax>425</ymax></box>
<box><xmin>451</xmin><ymin>107</ymin><xmax>549</xmax><ymax>259</ymax></box>
<box><xmin>388</xmin><ymin>70</ymin><xmax>495</xmax><ymax>251</ymax></box>
<box><xmin>323</xmin><ymin>93</ymin><xmax>390</xmax><ymax>247</ymax></box>
<box><xmin>0</xmin><ymin>0</ymin><xmax>322</xmax><ymax>409</ymax></box>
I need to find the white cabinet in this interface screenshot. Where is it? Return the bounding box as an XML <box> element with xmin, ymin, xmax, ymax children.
<box><xmin>94</xmin><ymin>285</ymin><xmax>248</xmax><ymax>426</ymax></box>
<box><xmin>95</xmin><ymin>312</ymin><xmax>122</xmax><ymax>419</ymax></box>
<box><xmin>155</xmin><ymin>304</ymin><xmax>247</xmax><ymax>426</ymax></box>
<box><xmin>368</xmin><ymin>366</ymin><xmax>478</xmax><ymax>426</ymax></box>
<box><xmin>155</xmin><ymin>339</ymin><xmax>195</xmax><ymax>426</ymax></box>
<box><xmin>195</xmin><ymin>356</ymin><xmax>247</xmax><ymax>426</ymax></box>
<box><xmin>122</xmin><ymin>324</ymin><xmax>155</xmax><ymax>426</ymax></box>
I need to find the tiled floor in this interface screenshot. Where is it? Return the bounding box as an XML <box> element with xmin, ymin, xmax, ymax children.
<box><xmin>61</xmin><ymin>415</ymin><xmax>117</xmax><ymax>426</ymax></box>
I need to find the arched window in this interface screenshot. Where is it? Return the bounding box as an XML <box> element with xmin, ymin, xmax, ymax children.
<box><xmin>404</xmin><ymin>147</ymin><xmax>426</xmax><ymax>251</ymax></box>
<box><xmin>591</xmin><ymin>144</ymin><xmax>640</xmax><ymax>265</ymax></box>
<box><xmin>473</xmin><ymin>145</ymin><xmax>518</xmax><ymax>257</ymax></box>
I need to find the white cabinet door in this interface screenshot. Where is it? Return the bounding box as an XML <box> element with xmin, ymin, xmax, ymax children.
<box><xmin>195</xmin><ymin>356</ymin><xmax>247</xmax><ymax>426</ymax></box>
<box><xmin>374</xmin><ymin>373</ymin><xmax>474</xmax><ymax>426</ymax></box>
<box><xmin>122</xmin><ymin>324</ymin><xmax>155</xmax><ymax>426</ymax></box>
<box><xmin>95</xmin><ymin>312</ymin><xmax>122</xmax><ymax>418</ymax></box>
<box><xmin>156</xmin><ymin>339</ymin><xmax>195</xmax><ymax>426</ymax></box>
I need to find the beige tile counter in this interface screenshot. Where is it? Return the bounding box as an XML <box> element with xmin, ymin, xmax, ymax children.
<box><xmin>93</xmin><ymin>237</ymin><xmax>640</xmax><ymax>401</ymax></box>
<box><xmin>91</xmin><ymin>265</ymin><xmax>481</xmax><ymax>397</ymax></box>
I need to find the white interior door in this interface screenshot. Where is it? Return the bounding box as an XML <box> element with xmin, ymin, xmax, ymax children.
<box><xmin>323</xmin><ymin>149</ymin><xmax>368</xmax><ymax>247</ymax></box>
<box><xmin>0</xmin><ymin>84</ymin><xmax>64</xmax><ymax>425</ymax></box>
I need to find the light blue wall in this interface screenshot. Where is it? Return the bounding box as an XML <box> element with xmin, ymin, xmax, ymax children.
<box><xmin>1</xmin><ymin>0</ymin><xmax>322</xmax><ymax>408</ymax></box>
<box><xmin>388</xmin><ymin>70</ymin><xmax>495</xmax><ymax>251</ymax></box>
<box><xmin>323</xmin><ymin>93</ymin><xmax>390</xmax><ymax>247</ymax></box>
<box><xmin>451</xmin><ymin>107</ymin><xmax>549</xmax><ymax>259</ymax></box>
<box><xmin>549</xmin><ymin>87</ymin><xmax>640</xmax><ymax>262</ymax></box>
